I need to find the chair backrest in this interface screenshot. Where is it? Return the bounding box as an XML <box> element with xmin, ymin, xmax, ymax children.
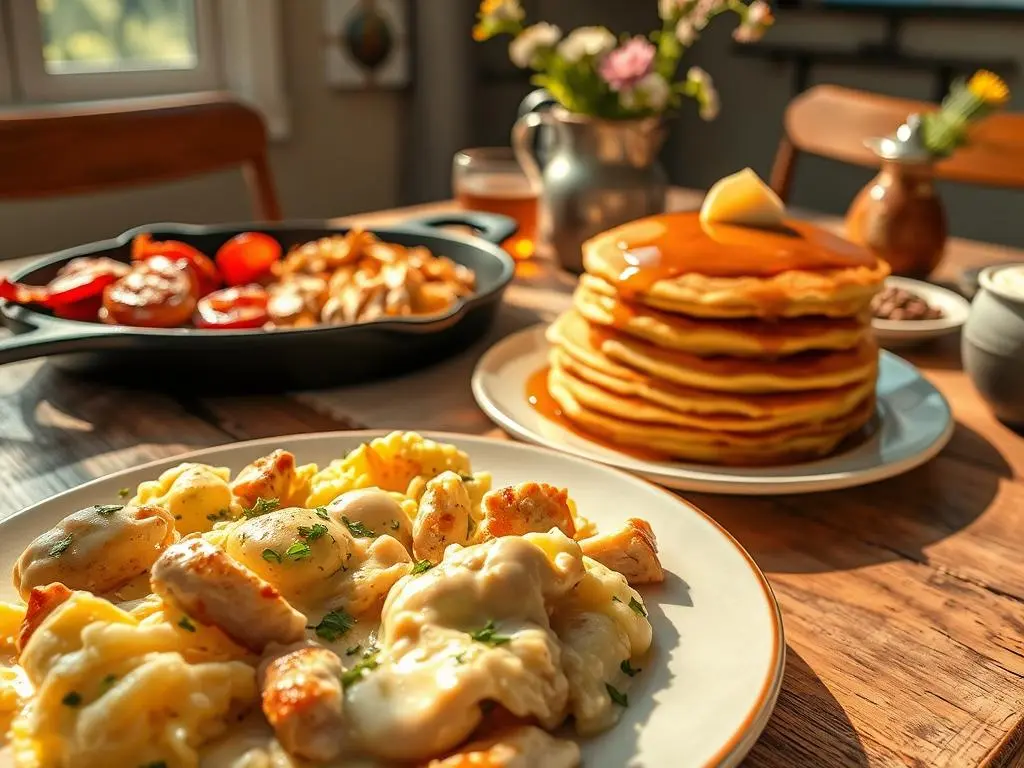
<box><xmin>0</xmin><ymin>92</ymin><xmax>282</xmax><ymax>220</ymax></box>
<box><xmin>770</xmin><ymin>84</ymin><xmax>1024</xmax><ymax>202</ymax></box>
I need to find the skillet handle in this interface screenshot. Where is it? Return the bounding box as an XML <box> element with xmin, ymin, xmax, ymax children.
<box><xmin>0</xmin><ymin>322</ymin><xmax>126</xmax><ymax>366</ymax></box>
<box><xmin>402</xmin><ymin>211</ymin><xmax>518</xmax><ymax>245</ymax></box>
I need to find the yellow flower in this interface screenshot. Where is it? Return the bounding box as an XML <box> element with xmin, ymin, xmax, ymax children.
<box><xmin>478</xmin><ymin>0</ymin><xmax>524</xmax><ymax>23</ymax></box>
<box><xmin>968</xmin><ymin>70</ymin><xmax>1009</xmax><ymax>107</ymax></box>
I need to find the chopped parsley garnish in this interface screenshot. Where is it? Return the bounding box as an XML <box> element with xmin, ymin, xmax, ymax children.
<box><xmin>92</xmin><ymin>504</ymin><xmax>123</xmax><ymax>517</ymax></box>
<box><xmin>262</xmin><ymin>548</ymin><xmax>283</xmax><ymax>564</ymax></box>
<box><xmin>315</xmin><ymin>507</ymin><xmax>330</xmax><ymax>520</ymax></box>
<box><xmin>342</xmin><ymin>516</ymin><xmax>375</xmax><ymax>538</ymax></box>
<box><xmin>606</xmin><ymin>683</ymin><xmax>628</xmax><ymax>707</ymax></box>
<box><xmin>309</xmin><ymin>609</ymin><xmax>356</xmax><ymax>641</ymax></box>
<box><xmin>454</xmin><ymin>651</ymin><xmax>467</xmax><ymax>665</ymax></box>
<box><xmin>242</xmin><ymin>497</ymin><xmax>280</xmax><ymax>519</ymax></box>
<box><xmin>49</xmin><ymin>534</ymin><xmax>73</xmax><ymax>558</ymax></box>
<box><xmin>390</xmin><ymin>520</ymin><xmax>400</xmax><ymax>531</ymax></box>
<box><xmin>298</xmin><ymin>523</ymin><xmax>329</xmax><ymax>542</ymax></box>
<box><xmin>174</xmin><ymin>515</ymin><xmax>182</xmax><ymax>521</ymax></box>
<box><xmin>410</xmin><ymin>560</ymin><xmax>433</xmax><ymax>575</ymax></box>
<box><xmin>206</xmin><ymin>509</ymin><xmax>232</xmax><ymax>523</ymax></box>
<box><xmin>345</xmin><ymin>644</ymin><xmax>362</xmax><ymax>656</ymax></box>
<box><xmin>628</xmin><ymin>597</ymin><xmax>647</xmax><ymax>618</ymax></box>
<box><xmin>341</xmin><ymin>651</ymin><xmax>379</xmax><ymax>688</ymax></box>
<box><xmin>100</xmin><ymin>674</ymin><xmax>117</xmax><ymax>692</ymax></box>
<box><xmin>459</xmin><ymin>473</ymin><xmax>475</xmax><ymax>483</ymax></box>
<box><xmin>178</xmin><ymin>616</ymin><xmax>197</xmax><ymax>632</ymax></box>
<box><xmin>117</xmin><ymin>488</ymin><xmax>131</xmax><ymax>499</ymax></box>
<box><xmin>62</xmin><ymin>691</ymin><xmax>82</xmax><ymax>707</ymax></box>
<box><xmin>285</xmin><ymin>540</ymin><xmax>312</xmax><ymax>561</ymax></box>
<box><xmin>620</xmin><ymin>660</ymin><xmax>641</xmax><ymax>677</ymax></box>
<box><xmin>469</xmin><ymin>620</ymin><xmax>511</xmax><ymax>646</ymax></box>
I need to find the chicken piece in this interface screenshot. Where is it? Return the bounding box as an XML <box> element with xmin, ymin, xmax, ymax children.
<box><xmin>579</xmin><ymin>518</ymin><xmax>664</xmax><ymax>585</ymax></box>
<box><xmin>231</xmin><ymin>449</ymin><xmax>304</xmax><ymax>510</ymax></box>
<box><xmin>17</xmin><ymin>583</ymin><xmax>72</xmax><ymax>653</ymax></box>
<box><xmin>413</xmin><ymin>471</ymin><xmax>473</xmax><ymax>563</ymax></box>
<box><xmin>150</xmin><ymin>538</ymin><xmax>307</xmax><ymax>653</ymax></box>
<box><xmin>427</xmin><ymin>725</ymin><xmax>581</xmax><ymax>768</ymax></box>
<box><xmin>13</xmin><ymin>503</ymin><xmax>178</xmax><ymax>601</ymax></box>
<box><xmin>260</xmin><ymin>646</ymin><xmax>346</xmax><ymax>762</ymax></box>
<box><xmin>274</xmin><ymin>230</ymin><xmax>374</xmax><ymax>277</ymax></box>
<box><xmin>267</xmin><ymin>275</ymin><xmax>328</xmax><ymax>327</ymax></box>
<box><xmin>327</xmin><ymin>488</ymin><xmax>413</xmax><ymax>553</ymax></box>
<box><xmin>321</xmin><ymin>262</ymin><xmax>419</xmax><ymax>324</ymax></box>
<box><xmin>477</xmin><ymin>483</ymin><xmax>576</xmax><ymax>541</ymax></box>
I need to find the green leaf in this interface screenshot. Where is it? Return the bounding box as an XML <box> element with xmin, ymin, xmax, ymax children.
<box><xmin>628</xmin><ymin>597</ymin><xmax>648</xmax><ymax>618</ymax></box>
<box><xmin>49</xmin><ymin>534</ymin><xmax>73</xmax><ymax>558</ymax></box>
<box><xmin>342</xmin><ymin>516</ymin><xmax>375</xmax><ymax>538</ymax></box>
<box><xmin>262</xmin><ymin>548</ymin><xmax>283</xmax><ymax>564</ymax></box>
<box><xmin>620</xmin><ymin>659</ymin><xmax>641</xmax><ymax>677</ymax></box>
<box><xmin>285</xmin><ymin>540</ymin><xmax>312</xmax><ymax>561</ymax></box>
<box><xmin>298</xmin><ymin>523</ymin><xmax>329</xmax><ymax>542</ymax></box>
<box><xmin>117</xmin><ymin>488</ymin><xmax>131</xmax><ymax>499</ymax></box>
<box><xmin>242</xmin><ymin>497</ymin><xmax>280</xmax><ymax>519</ymax></box>
<box><xmin>410</xmin><ymin>560</ymin><xmax>433</xmax><ymax>575</ymax></box>
<box><xmin>606</xmin><ymin>683</ymin><xmax>629</xmax><ymax>707</ymax></box>
<box><xmin>315</xmin><ymin>507</ymin><xmax>330</xmax><ymax>520</ymax></box>
<box><xmin>341</xmin><ymin>650</ymin><xmax>379</xmax><ymax>688</ymax></box>
<box><xmin>92</xmin><ymin>504</ymin><xmax>123</xmax><ymax>517</ymax></box>
<box><xmin>177</xmin><ymin>616</ymin><xmax>197</xmax><ymax>632</ymax></box>
<box><xmin>309</xmin><ymin>610</ymin><xmax>356</xmax><ymax>642</ymax></box>
<box><xmin>469</xmin><ymin>620</ymin><xmax>512</xmax><ymax>646</ymax></box>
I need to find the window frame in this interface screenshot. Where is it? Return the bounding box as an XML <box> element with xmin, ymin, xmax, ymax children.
<box><xmin>6</xmin><ymin>0</ymin><xmax>222</xmax><ymax>103</ymax></box>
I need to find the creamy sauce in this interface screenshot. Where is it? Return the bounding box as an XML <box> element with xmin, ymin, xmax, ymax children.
<box><xmin>990</xmin><ymin>265</ymin><xmax>1024</xmax><ymax>300</ymax></box>
<box><xmin>591</xmin><ymin>212</ymin><xmax>876</xmax><ymax>297</ymax></box>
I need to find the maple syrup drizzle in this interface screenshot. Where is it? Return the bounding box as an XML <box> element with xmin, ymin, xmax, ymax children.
<box><xmin>525</xmin><ymin>366</ymin><xmax>670</xmax><ymax>462</ymax></box>
<box><xmin>593</xmin><ymin>212</ymin><xmax>877</xmax><ymax>299</ymax></box>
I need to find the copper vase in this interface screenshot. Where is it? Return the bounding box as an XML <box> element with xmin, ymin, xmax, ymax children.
<box><xmin>845</xmin><ymin>159</ymin><xmax>948</xmax><ymax>279</ymax></box>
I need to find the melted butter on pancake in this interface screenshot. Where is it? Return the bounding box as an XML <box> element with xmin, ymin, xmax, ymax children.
<box><xmin>589</xmin><ymin>212</ymin><xmax>878</xmax><ymax>298</ymax></box>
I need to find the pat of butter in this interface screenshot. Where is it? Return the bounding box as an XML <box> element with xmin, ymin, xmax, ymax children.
<box><xmin>699</xmin><ymin>168</ymin><xmax>785</xmax><ymax>228</ymax></box>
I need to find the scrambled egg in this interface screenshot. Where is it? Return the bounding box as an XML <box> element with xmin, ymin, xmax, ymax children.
<box><xmin>133</xmin><ymin>463</ymin><xmax>237</xmax><ymax>535</ymax></box>
<box><xmin>0</xmin><ymin>432</ymin><xmax>664</xmax><ymax>767</ymax></box>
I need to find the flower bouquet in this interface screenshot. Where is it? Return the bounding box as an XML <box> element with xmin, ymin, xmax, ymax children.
<box><xmin>922</xmin><ymin>70</ymin><xmax>1010</xmax><ymax>157</ymax></box>
<box><xmin>473</xmin><ymin>0</ymin><xmax>774</xmax><ymax>121</ymax></box>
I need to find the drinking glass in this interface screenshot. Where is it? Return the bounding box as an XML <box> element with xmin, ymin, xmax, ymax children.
<box><xmin>453</xmin><ymin>147</ymin><xmax>539</xmax><ymax>260</ymax></box>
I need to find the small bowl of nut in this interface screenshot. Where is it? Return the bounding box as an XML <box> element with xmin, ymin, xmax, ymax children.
<box><xmin>871</xmin><ymin>276</ymin><xmax>971</xmax><ymax>348</ymax></box>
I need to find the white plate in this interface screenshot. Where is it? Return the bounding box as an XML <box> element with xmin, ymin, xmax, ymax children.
<box><xmin>872</xmin><ymin>276</ymin><xmax>971</xmax><ymax>348</ymax></box>
<box><xmin>472</xmin><ymin>326</ymin><xmax>954</xmax><ymax>495</ymax></box>
<box><xmin>1</xmin><ymin>431</ymin><xmax>783</xmax><ymax>768</ymax></box>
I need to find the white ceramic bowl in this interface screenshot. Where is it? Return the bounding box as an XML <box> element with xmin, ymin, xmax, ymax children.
<box><xmin>872</xmin><ymin>276</ymin><xmax>970</xmax><ymax>348</ymax></box>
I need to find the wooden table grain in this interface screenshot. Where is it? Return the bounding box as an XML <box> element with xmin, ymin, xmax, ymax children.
<box><xmin>2</xmin><ymin>190</ymin><xmax>1023</xmax><ymax>767</ymax></box>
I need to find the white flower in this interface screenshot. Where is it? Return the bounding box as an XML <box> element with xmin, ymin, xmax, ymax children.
<box><xmin>659</xmin><ymin>0</ymin><xmax>686</xmax><ymax>18</ymax></box>
<box><xmin>557</xmin><ymin>26</ymin><xmax>616</xmax><ymax>64</ymax></box>
<box><xmin>687</xmin><ymin>67</ymin><xmax>719</xmax><ymax>120</ymax></box>
<box><xmin>509</xmin><ymin>22</ymin><xmax>562</xmax><ymax>68</ymax></box>
<box><xmin>621</xmin><ymin>73</ymin><xmax>671</xmax><ymax>112</ymax></box>
<box><xmin>747</xmin><ymin>0</ymin><xmax>772</xmax><ymax>25</ymax></box>
<box><xmin>675</xmin><ymin>19</ymin><xmax>697</xmax><ymax>46</ymax></box>
<box><xmin>700</xmin><ymin>86</ymin><xmax>720</xmax><ymax>120</ymax></box>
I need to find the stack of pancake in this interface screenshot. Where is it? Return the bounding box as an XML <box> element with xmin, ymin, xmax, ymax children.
<box><xmin>544</xmin><ymin>211</ymin><xmax>890</xmax><ymax>465</ymax></box>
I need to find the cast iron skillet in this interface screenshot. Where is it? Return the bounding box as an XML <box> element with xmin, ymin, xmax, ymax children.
<box><xmin>0</xmin><ymin>212</ymin><xmax>517</xmax><ymax>392</ymax></box>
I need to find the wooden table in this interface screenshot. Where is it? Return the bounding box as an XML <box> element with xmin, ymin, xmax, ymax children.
<box><xmin>2</xmin><ymin>190</ymin><xmax>1023</xmax><ymax>767</ymax></box>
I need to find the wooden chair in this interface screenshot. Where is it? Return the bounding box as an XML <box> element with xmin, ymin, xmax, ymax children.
<box><xmin>770</xmin><ymin>84</ymin><xmax>1024</xmax><ymax>202</ymax></box>
<box><xmin>0</xmin><ymin>92</ymin><xmax>282</xmax><ymax>220</ymax></box>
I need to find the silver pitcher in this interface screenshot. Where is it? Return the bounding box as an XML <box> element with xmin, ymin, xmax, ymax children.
<box><xmin>513</xmin><ymin>91</ymin><xmax>668</xmax><ymax>273</ymax></box>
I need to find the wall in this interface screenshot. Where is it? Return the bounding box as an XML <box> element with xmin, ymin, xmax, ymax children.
<box><xmin>667</xmin><ymin>12</ymin><xmax>1024</xmax><ymax>248</ymax></box>
<box><xmin>0</xmin><ymin>1</ymin><xmax>405</xmax><ymax>260</ymax></box>
<box><xmin>476</xmin><ymin>2</ymin><xmax>1024</xmax><ymax>249</ymax></box>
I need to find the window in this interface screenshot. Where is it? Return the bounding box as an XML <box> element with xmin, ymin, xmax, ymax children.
<box><xmin>0</xmin><ymin>0</ymin><xmax>289</xmax><ymax>137</ymax></box>
<box><xmin>3</xmin><ymin>0</ymin><xmax>220</xmax><ymax>101</ymax></box>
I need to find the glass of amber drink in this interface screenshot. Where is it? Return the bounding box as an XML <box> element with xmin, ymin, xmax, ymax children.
<box><xmin>453</xmin><ymin>147</ymin><xmax>539</xmax><ymax>260</ymax></box>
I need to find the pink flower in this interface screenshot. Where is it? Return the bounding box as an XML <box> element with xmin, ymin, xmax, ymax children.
<box><xmin>598</xmin><ymin>36</ymin><xmax>656</xmax><ymax>93</ymax></box>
